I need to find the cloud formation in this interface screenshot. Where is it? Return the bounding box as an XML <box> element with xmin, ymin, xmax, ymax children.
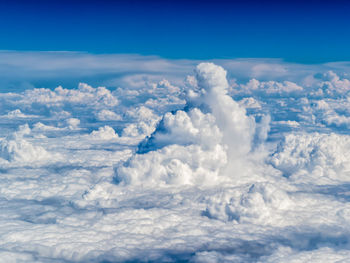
<box><xmin>1</xmin><ymin>58</ymin><xmax>350</xmax><ymax>262</ymax></box>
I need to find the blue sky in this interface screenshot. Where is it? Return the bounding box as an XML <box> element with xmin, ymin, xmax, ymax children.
<box><xmin>0</xmin><ymin>0</ymin><xmax>350</xmax><ymax>63</ymax></box>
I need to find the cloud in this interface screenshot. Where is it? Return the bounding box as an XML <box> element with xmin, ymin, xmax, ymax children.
<box><xmin>238</xmin><ymin>97</ymin><xmax>262</xmax><ymax>109</ymax></box>
<box><xmin>95</xmin><ymin>109</ymin><xmax>122</xmax><ymax>121</ymax></box>
<box><xmin>3</xmin><ymin>50</ymin><xmax>350</xmax><ymax>93</ymax></box>
<box><xmin>241</xmin><ymin>79</ymin><xmax>303</xmax><ymax>97</ymax></box>
<box><xmin>270</xmin><ymin>132</ymin><xmax>350</xmax><ymax>184</ymax></box>
<box><xmin>0</xmin><ymin>51</ymin><xmax>196</xmax><ymax>92</ymax></box>
<box><xmin>115</xmin><ymin>63</ymin><xmax>263</xmax><ymax>186</ymax></box>
<box><xmin>89</xmin><ymin>126</ymin><xmax>119</xmax><ymax>140</ymax></box>
<box><xmin>2</xmin><ymin>57</ymin><xmax>350</xmax><ymax>262</ymax></box>
<box><xmin>0</xmin><ymin>124</ymin><xmax>60</xmax><ymax>165</ymax></box>
<box><xmin>204</xmin><ymin>182</ymin><xmax>292</xmax><ymax>225</ymax></box>
<box><xmin>21</xmin><ymin>83</ymin><xmax>118</xmax><ymax>108</ymax></box>
<box><xmin>1</xmin><ymin>109</ymin><xmax>39</xmax><ymax>119</ymax></box>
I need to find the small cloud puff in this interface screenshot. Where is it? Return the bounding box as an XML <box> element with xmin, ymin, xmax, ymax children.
<box><xmin>238</xmin><ymin>97</ymin><xmax>262</xmax><ymax>109</ymax></box>
<box><xmin>67</xmin><ymin>118</ymin><xmax>80</xmax><ymax>130</ymax></box>
<box><xmin>95</xmin><ymin>110</ymin><xmax>122</xmax><ymax>121</ymax></box>
<box><xmin>90</xmin><ymin>126</ymin><xmax>119</xmax><ymax>140</ymax></box>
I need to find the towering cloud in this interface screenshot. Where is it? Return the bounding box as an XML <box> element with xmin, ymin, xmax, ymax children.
<box><xmin>115</xmin><ymin>63</ymin><xmax>258</xmax><ymax>186</ymax></box>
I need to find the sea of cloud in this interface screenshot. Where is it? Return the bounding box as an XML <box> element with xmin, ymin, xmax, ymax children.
<box><xmin>1</xmin><ymin>53</ymin><xmax>350</xmax><ymax>262</ymax></box>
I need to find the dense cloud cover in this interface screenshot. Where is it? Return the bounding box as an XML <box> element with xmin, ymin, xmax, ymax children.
<box><xmin>2</xmin><ymin>59</ymin><xmax>350</xmax><ymax>262</ymax></box>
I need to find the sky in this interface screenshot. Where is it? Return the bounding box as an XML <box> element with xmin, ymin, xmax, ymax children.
<box><xmin>1</xmin><ymin>0</ymin><xmax>350</xmax><ymax>63</ymax></box>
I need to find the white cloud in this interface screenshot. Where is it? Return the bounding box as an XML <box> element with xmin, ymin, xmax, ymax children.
<box><xmin>274</xmin><ymin>120</ymin><xmax>300</xmax><ymax>127</ymax></box>
<box><xmin>21</xmin><ymin>83</ymin><xmax>118</xmax><ymax>108</ymax></box>
<box><xmin>0</xmin><ymin>124</ymin><xmax>60</xmax><ymax>165</ymax></box>
<box><xmin>2</xmin><ymin>58</ymin><xmax>350</xmax><ymax>262</ymax></box>
<box><xmin>116</xmin><ymin>63</ymin><xmax>257</xmax><ymax>187</ymax></box>
<box><xmin>95</xmin><ymin>109</ymin><xmax>122</xmax><ymax>121</ymax></box>
<box><xmin>89</xmin><ymin>126</ymin><xmax>119</xmax><ymax>140</ymax></box>
<box><xmin>2</xmin><ymin>109</ymin><xmax>39</xmax><ymax>119</ymax></box>
<box><xmin>270</xmin><ymin>132</ymin><xmax>350</xmax><ymax>184</ymax></box>
<box><xmin>66</xmin><ymin>118</ymin><xmax>80</xmax><ymax>130</ymax></box>
<box><xmin>241</xmin><ymin>79</ymin><xmax>303</xmax><ymax>95</ymax></box>
<box><xmin>320</xmin><ymin>71</ymin><xmax>350</xmax><ymax>96</ymax></box>
<box><xmin>238</xmin><ymin>97</ymin><xmax>262</xmax><ymax>109</ymax></box>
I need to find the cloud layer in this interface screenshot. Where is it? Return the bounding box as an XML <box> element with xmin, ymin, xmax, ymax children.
<box><xmin>2</xmin><ymin>56</ymin><xmax>350</xmax><ymax>262</ymax></box>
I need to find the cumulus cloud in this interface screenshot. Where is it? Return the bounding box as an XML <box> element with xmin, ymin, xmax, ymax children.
<box><xmin>89</xmin><ymin>126</ymin><xmax>119</xmax><ymax>140</ymax></box>
<box><xmin>95</xmin><ymin>109</ymin><xmax>122</xmax><ymax>121</ymax></box>
<box><xmin>320</xmin><ymin>71</ymin><xmax>350</xmax><ymax>96</ymax></box>
<box><xmin>21</xmin><ymin>83</ymin><xmax>119</xmax><ymax>108</ymax></box>
<box><xmin>66</xmin><ymin>118</ymin><xmax>80</xmax><ymax>130</ymax></box>
<box><xmin>241</xmin><ymin>79</ymin><xmax>303</xmax><ymax>96</ymax></box>
<box><xmin>238</xmin><ymin>97</ymin><xmax>262</xmax><ymax>109</ymax></box>
<box><xmin>0</xmin><ymin>124</ymin><xmax>59</xmax><ymax>165</ymax></box>
<box><xmin>270</xmin><ymin>132</ymin><xmax>350</xmax><ymax>184</ymax></box>
<box><xmin>2</xmin><ymin>59</ymin><xmax>350</xmax><ymax>262</ymax></box>
<box><xmin>204</xmin><ymin>182</ymin><xmax>292</xmax><ymax>225</ymax></box>
<box><xmin>115</xmin><ymin>63</ymin><xmax>259</xmax><ymax>187</ymax></box>
<box><xmin>121</xmin><ymin>106</ymin><xmax>161</xmax><ymax>138</ymax></box>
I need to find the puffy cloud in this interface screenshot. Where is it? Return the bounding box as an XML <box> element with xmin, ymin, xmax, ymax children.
<box><xmin>2</xmin><ymin>109</ymin><xmax>39</xmax><ymax>119</ymax></box>
<box><xmin>238</xmin><ymin>97</ymin><xmax>262</xmax><ymax>109</ymax></box>
<box><xmin>115</xmin><ymin>144</ymin><xmax>227</xmax><ymax>186</ymax></box>
<box><xmin>0</xmin><ymin>124</ymin><xmax>59</xmax><ymax>165</ymax></box>
<box><xmin>21</xmin><ymin>83</ymin><xmax>119</xmax><ymax>108</ymax></box>
<box><xmin>116</xmin><ymin>63</ymin><xmax>257</xmax><ymax>186</ymax></box>
<box><xmin>138</xmin><ymin>108</ymin><xmax>222</xmax><ymax>152</ymax></box>
<box><xmin>323</xmin><ymin>111</ymin><xmax>350</xmax><ymax>127</ymax></box>
<box><xmin>2</xmin><ymin>59</ymin><xmax>350</xmax><ymax>262</ymax></box>
<box><xmin>122</xmin><ymin>106</ymin><xmax>161</xmax><ymax>138</ymax></box>
<box><xmin>241</xmin><ymin>79</ymin><xmax>303</xmax><ymax>96</ymax></box>
<box><xmin>204</xmin><ymin>182</ymin><xmax>292</xmax><ymax>225</ymax></box>
<box><xmin>320</xmin><ymin>71</ymin><xmax>350</xmax><ymax>96</ymax></box>
<box><xmin>193</xmin><ymin>63</ymin><xmax>256</xmax><ymax>157</ymax></box>
<box><xmin>67</xmin><ymin>118</ymin><xmax>80</xmax><ymax>130</ymax></box>
<box><xmin>270</xmin><ymin>132</ymin><xmax>350</xmax><ymax>184</ymax></box>
<box><xmin>262</xmin><ymin>247</ymin><xmax>350</xmax><ymax>263</ymax></box>
<box><xmin>95</xmin><ymin>109</ymin><xmax>122</xmax><ymax>121</ymax></box>
<box><xmin>89</xmin><ymin>126</ymin><xmax>119</xmax><ymax>140</ymax></box>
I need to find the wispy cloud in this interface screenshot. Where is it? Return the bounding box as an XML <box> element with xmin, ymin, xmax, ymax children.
<box><xmin>3</xmin><ymin>51</ymin><xmax>350</xmax><ymax>92</ymax></box>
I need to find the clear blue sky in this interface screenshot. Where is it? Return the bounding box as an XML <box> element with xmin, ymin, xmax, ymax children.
<box><xmin>0</xmin><ymin>0</ymin><xmax>350</xmax><ymax>63</ymax></box>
